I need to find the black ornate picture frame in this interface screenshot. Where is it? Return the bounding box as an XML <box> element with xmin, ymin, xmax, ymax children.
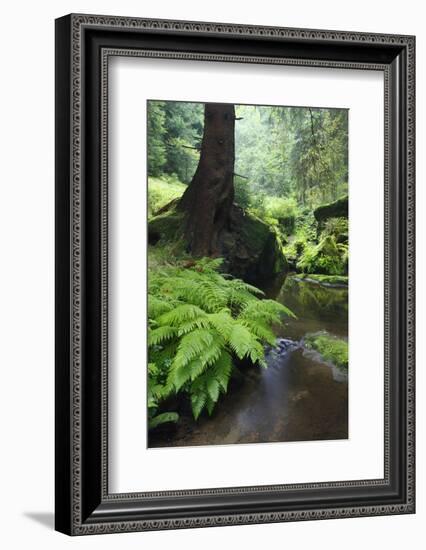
<box><xmin>55</xmin><ymin>14</ymin><xmax>415</xmax><ymax>535</ymax></box>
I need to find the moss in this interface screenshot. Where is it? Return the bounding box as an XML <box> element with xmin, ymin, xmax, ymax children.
<box><xmin>296</xmin><ymin>234</ymin><xmax>347</xmax><ymax>275</ymax></box>
<box><xmin>148</xmin><ymin>209</ymin><xmax>185</xmax><ymax>245</ymax></box>
<box><xmin>295</xmin><ymin>274</ymin><xmax>348</xmax><ymax>287</ymax></box>
<box><xmin>148</xmin><ymin>176</ymin><xmax>186</xmax><ymax>217</ymax></box>
<box><xmin>238</xmin><ymin>212</ymin><xmax>271</xmax><ymax>252</ymax></box>
<box><xmin>304</xmin><ymin>331</ymin><xmax>348</xmax><ymax>370</ymax></box>
<box><xmin>314</xmin><ymin>195</ymin><xmax>348</xmax><ymax>223</ymax></box>
<box><xmin>323</xmin><ymin>217</ymin><xmax>348</xmax><ymax>244</ymax></box>
<box><xmin>237</xmin><ymin>211</ymin><xmax>287</xmax><ymax>280</ymax></box>
<box><xmin>148</xmin><ymin>242</ymin><xmax>189</xmax><ymax>270</ymax></box>
<box><xmin>272</xmin><ymin>234</ymin><xmax>288</xmax><ymax>274</ymax></box>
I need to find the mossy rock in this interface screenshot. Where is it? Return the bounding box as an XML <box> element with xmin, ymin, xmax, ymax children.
<box><xmin>304</xmin><ymin>331</ymin><xmax>348</xmax><ymax>370</ymax></box>
<box><xmin>294</xmin><ymin>273</ymin><xmax>348</xmax><ymax>287</ymax></box>
<box><xmin>277</xmin><ymin>215</ymin><xmax>295</xmax><ymax>234</ymax></box>
<box><xmin>148</xmin><ymin>208</ymin><xmax>185</xmax><ymax>245</ymax></box>
<box><xmin>314</xmin><ymin>195</ymin><xmax>348</xmax><ymax>223</ymax></box>
<box><xmin>220</xmin><ymin>205</ymin><xmax>287</xmax><ymax>282</ymax></box>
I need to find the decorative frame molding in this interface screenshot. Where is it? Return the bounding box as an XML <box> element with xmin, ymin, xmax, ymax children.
<box><xmin>55</xmin><ymin>14</ymin><xmax>415</xmax><ymax>535</ymax></box>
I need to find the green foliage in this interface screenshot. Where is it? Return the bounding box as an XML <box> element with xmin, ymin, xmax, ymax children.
<box><xmin>304</xmin><ymin>331</ymin><xmax>348</xmax><ymax>370</ymax></box>
<box><xmin>297</xmin><ymin>234</ymin><xmax>348</xmax><ymax>275</ymax></box>
<box><xmin>234</xmin><ymin>105</ymin><xmax>348</xmax><ymax>209</ymax></box>
<box><xmin>148</xmin><ymin>256</ymin><xmax>294</xmax><ymax>420</ymax></box>
<box><xmin>233</xmin><ymin>176</ymin><xmax>251</xmax><ymax>209</ymax></box>
<box><xmin>235</xmin><ymin>105</ymin><xmax>293</xmax><ymax>198</ymax></box>
<box><xmin>148</xmin><ymin>175</ymin><xmax>186</xmax><ymax>217</ymax></box>
<box><xmin>148</xmin><ymin>100</ymin><xmax>203</xmax><ymax>183</ymax></box>
<box><xmin>147</xmin><ymin>362</ymin><xmax>179</xmax><ymax>429</ymax></box>
<box><xmin>289</xmin><ymin>108</ymin><xmax>348</xmax><ymax>207</ymax></box>
<box><xmin>264</xmin><ymin>196</ymin><xmax>298</xmax><ymax>222</ymax></box>
<box><xmin>323</xmin><ymin>217</ymin><xmax>349</xmax><ymax>243</ymax></box>
<box><xmin>147</xmin><ymin>101</ymin><xmax>167</xmax><ymax>176</ymax></box>
<box><xmin>250</xmin><ymin>195</ymin><xmax>298</xmax><ymax>228</ymax></box>
<box><xmin>282</xmin><ymin>211</ymin><xmax>317</xmax><ymax>264</ymax></box>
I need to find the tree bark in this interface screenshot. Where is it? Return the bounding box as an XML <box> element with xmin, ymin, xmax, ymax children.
<box><xmin>178</xmin><ymin>103</ymin><xmax>235</xmax><ymax>257</ymax></box>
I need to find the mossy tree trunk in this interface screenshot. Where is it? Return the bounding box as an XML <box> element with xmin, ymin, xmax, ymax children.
<box><xmin>178</xmin><ymin>103</ymin><xmax>235</xmax><ymax>257</ymax></box>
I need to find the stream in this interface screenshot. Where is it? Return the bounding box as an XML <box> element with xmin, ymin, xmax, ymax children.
<box><xmin>149</xmin><ymin>274</ymin><xmax>348</xmax><ymax>448</ymax></box>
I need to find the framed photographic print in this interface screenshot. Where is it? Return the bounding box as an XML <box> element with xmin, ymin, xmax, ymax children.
<box><xmin>55</xmin><ymin>14</ymin><xmax>415</xmax><ymax>535</ymax></box>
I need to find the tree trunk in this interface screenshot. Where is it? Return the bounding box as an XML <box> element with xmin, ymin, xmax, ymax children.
<box><xmin>178</xmin><ymin>103</ymin><xmax>235</xmax><ymax>257</ymax></box>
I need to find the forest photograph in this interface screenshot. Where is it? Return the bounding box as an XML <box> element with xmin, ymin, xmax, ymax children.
<box><xmin>146</xmin><ymin>99</ymin><xmax>349</xmax><ymax>448</ymax></box>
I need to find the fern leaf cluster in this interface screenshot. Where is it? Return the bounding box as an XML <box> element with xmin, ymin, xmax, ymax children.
<box><xmin>148</xmin><ymin>256</ymin><xmax>294</xmax><ymax>422</ymax></box>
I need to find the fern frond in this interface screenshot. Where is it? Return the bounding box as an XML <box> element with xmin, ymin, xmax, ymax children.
<box><xmin>148</xmin><ymin>294</ymin><xmax>173</xmax><ymax>319</ymax></box>
<box><xmin>248</xmin><ymin>340</ymin><xmax>267</xmax><ymax>367</ymax></box>
<box><xmin>205</xmin><ymin>395</ymin><xmax>215</xmax><ymax>416</ymax></box>
<box><xmin>158</xmin><ymin>304</ymin><xmax>207</xmax><ymax>326</ymax></box>
<box><xmin>177</xmin><ymin>315</ymin><xmax>211</xmax><ymax>336</ymax></box>
<box><xmin>148</xmin><ymin>325</ymin><xmax>177</xmax><ymax>347</ymax></box>
<box><xmin>262</xmin><ymin>299</ymin><xmax>296</xmax><ymax>319</ymax></box>
<box><xmin>240</xmin><ymin>299</ymin><xmax>295</xmax><ymax>324</ymax></box>
<box><xmin>228</xmin><ymin>324</ymin><xmax>258</xmax><ymax>359</ymax></box>
<box><xmin>191</xmin><ymin>391</ymin><xmax>206</xmax><ymax>420</ymax></box>
<box><xmin>186</xmin><ymin>334</ymin><xmax>224</xmax><ymax>381</ymax></box>
<box><xmin>173</xmin><ymin>329</ymin><xmax>214</xmax><ymax>369</ymax></box>
<box><xmin>148</xmin><ymin>362</ymin><xmax>158</xmax><ymax>375</ymax></box>
<box><xmin>212</xmin><ymin>350</ymin><xmax>233</xmax><ymax>391</ymax></box>
<box><xmin>148</xmin><ymin>382</ymin><xmax>167</xmax><ymax>401</ymax></box>
<box><xmin>191</xmin><ymin>256</ymin><xmax>224</xmax><ymax>274</ymax></box>
<box><xmin>241</xmin><ymin>319</ymin><xmax>277</xmax><ymax>345</ymax></box>
<box><xmin>168</xmin><ymin>358</ymin><xmax>201</xmax><ymax>391</ymax></box>
<box><xmin>226</xmin><ymin>278</ymin><xmax>264</xmax><ymax>295</ymax></box>
<box><xmin>206</xmin><ymin>377</ymin><xmax>220</xmax><ymax>403</ymax></box>
<box><xmin>206</xmin><ymin>310</ymin><xmax>235</xmax><ymax>340</ymax></box>
<box><xmin>196</xmin><ymin>281</ymin><xmax>228</xmax><ymax>312</ymax></box>
<box><xmin>198</xmin><ymin>336</ymin><xmax>224</xmax><ymax>369</ymax></box>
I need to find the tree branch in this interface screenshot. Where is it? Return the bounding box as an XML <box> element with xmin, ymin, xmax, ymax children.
<box><xmin>181</xmin><ymin>144</ymin><xmax>201</xmax><ymax>150</ymax></box>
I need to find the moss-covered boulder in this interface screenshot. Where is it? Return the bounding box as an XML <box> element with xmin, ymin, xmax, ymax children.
<box><xmin>148</xmin><ymin>209</ymin><xmax>185</xmax><ymax>245</ymax></box>
<box><xmin>294</xmin><ymin>273</ymin><xmax>348</xmax><ymax>287</ymax></box>
<box><xmin>148</xmin><ymin>202</ymin><xmax>288</xmax><ymax>283</ymax></box>
<box><xmin>304</xmin><ymin>331</ymin><xmax>348</xmax><ymax>371</ymax></box>
<box><xmin>314</xmin><ymin>195</ymin><xmax>348</xmax><ymax>223</ymax></box>
<box><xmin>221</xmin><ymin>205</ymin><xmax>287</xmax><ymax>282</ymax></box>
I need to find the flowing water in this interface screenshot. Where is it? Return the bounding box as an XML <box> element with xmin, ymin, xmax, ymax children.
<box><xmin>149</xmin><ymin>274</ymin><xmax>348</xmax><ymax>448</ymax></box>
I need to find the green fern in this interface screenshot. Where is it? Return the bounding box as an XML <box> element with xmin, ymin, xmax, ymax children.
<box><xmin>211</xmin><ymin>350</ymin><xmax>233</xmax><ymax>391</ymax></box>
<box><xmin>148</xmin><ymin>325</ymin><xmax>177</xmax><ymax>346</ymax></box>
<box><xmin>147</xmin><ymin>256</ymin><xmax>294</xmax><ymax>422</ymax></box>
<box><xmin>158</xmin><ymin>304</ymin><xmax>207</xmax><ymax>326</ymax></box>
<box><xmin>173</xmin><ymin>329</ymin><xmax>215</xmax><ymax>369</ymax></box>
<box><xmin>228</xmin><ymin>324</ymin><xmax>257</xmax><ymax>359</ymax></box>
<box><xmin>148</xmin><ymin>295</ymin><xmax>173</xmax><ymax>318</ymax></box>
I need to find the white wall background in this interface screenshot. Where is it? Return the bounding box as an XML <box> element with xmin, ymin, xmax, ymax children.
<box><xmin>0</xmin><ymin>0</ymin><xmax>423</xmax><ymax>548</ymax></box>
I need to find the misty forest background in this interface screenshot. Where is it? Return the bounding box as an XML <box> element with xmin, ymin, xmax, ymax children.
<box><xmin>147</xmin><ymin>101</ymin><xmax>349</xmax><ymax>436</ymax></box>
